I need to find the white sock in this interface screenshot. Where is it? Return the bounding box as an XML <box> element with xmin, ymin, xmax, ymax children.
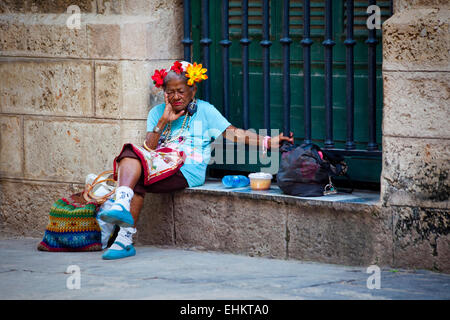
<box><xmin>112</xmin><ymin>186</ymin><xmax>134</xmax><ymax>212</ymax></box>
<box><xmin>110</xmin><ymin>227</ymin><xmax>136</xmax><ymax>250</ymax></box>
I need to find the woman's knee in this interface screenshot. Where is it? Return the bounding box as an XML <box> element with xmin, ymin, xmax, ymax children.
<box><xmin>118</xmin><ymin>158</ymin><xmax>142</xmax><ymax>174</ymax></box>
<box><xmin>119</xmin><ymin>157</ymin><xmax>141</xmax><ymax>167</ymax></box>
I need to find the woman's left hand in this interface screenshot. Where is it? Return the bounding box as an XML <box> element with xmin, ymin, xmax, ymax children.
<box><xmin>269</xmin><ymin>132</ymin><xmax>294</xmax><ymax>149</ymax></box>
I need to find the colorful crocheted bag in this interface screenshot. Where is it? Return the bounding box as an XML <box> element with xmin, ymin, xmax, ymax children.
<box><xmin>37</xmin><ymin>193</ymin><xmax>102</xmax><ymax>252</ymax></box>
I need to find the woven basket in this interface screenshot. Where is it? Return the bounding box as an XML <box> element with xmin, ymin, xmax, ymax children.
<box><xmin>82</xmin><ymin>170</ymin><xmax>117</xmax><ymax>205</ymax></box>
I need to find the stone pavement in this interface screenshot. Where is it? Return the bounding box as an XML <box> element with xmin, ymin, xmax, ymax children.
<box><xmin>1</xmin><ymin>238</ymin><xmax>449</xmax><ymax>300</ymax></box>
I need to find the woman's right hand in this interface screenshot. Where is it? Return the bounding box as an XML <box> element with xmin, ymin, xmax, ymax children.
<box><xmin>162</xmin><ymin>92</ymin><xmax>185</xmax><ymax>122</ymax></box>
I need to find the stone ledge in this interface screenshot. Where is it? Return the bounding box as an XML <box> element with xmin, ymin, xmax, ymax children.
<box><xmin>137</xmin><ymin>180</ymin><xmax>388</xmax><ymax>267</ymax></box>
<box><xmin>184</xmin><ymin>180</ymin><xmax>380</xmax><ymax>210</ymax></box>
<box><xmin>165</xmin><ymin>181</ymin><xmax>448</xmax><ymax>272</ymax></box>
<box><xmin>183</xmin><ymin>179</ymin><xmax>380</xmax><ymax>206</ymax></box>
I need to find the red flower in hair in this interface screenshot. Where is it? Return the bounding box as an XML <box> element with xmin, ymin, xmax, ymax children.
<box><xmin>151</xmin><ymin>69</ymin><xmax>167</xmax><ymax>88</ymax></box>
<box><xmin>170</xmin><ymin>61</ymin><xmax>184</xmax><ymax>74</ymax></box>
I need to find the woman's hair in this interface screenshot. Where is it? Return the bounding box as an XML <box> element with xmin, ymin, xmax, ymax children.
<box><xmin>163</xmin><ymin>70</ymin><xmax>193</xmax><ymax>90</ymax></box>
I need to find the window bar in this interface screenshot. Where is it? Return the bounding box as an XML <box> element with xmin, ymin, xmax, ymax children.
<box><xmin>323</xmin><ymin>0</ymin><xmax>335</xmax><ymax>148</ymax></box>
<box><xmin>280</xmin><ymin>0</ymin><xmax>292</xmax><ymax>137</ymax></box>
<box><xmin>240</xmin><ymin>0</ymin><xmax>251</xmax><ymax>130</ymax></box>
<box><xmin>200</xmin><ymin>0</ymin><xmax>212</xmax><ymax>102</ymax></box>
<box><xmin>344</xmin><ymin>0</ymin><xmax>356</xmax><ymax>150</ymax></box>
<box><xmin>260</xmin><ymin>0</ymin><xmax>272</xmax><ymax>130</ymax></box>
<box><xmin>366</xmin><ymin>0</ymin><xmax>378</xmax><ymax>151</ymax></box>
<box><xmin>220</xmin><ymin>0</ymin><xmax>232</xmax><ymax>120</ymax></box>
<box><xmin>301</xmin><ymin>0</ymin><xmax>313</xmax><ymax>145</ymax></box>
<box><xmin>182</xmin><ymin>0</ymin><xmax>193</xmax><ymax>62</ymax></box>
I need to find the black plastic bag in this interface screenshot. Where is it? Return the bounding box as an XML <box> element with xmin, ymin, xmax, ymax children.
<box><xmin>277</xmin><ymin>143</ymin><xmax>348</xmax><ymax>197</ymax></box>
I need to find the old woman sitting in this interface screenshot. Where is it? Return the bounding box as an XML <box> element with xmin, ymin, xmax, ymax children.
<box><xmin>99</xmin><ymin>61</ymin><xmax>293</xmax><ymax>260</ymax></box>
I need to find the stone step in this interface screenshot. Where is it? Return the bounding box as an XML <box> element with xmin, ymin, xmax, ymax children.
<box><xmin>135</xmin><ymin>180</ymin><xmax>391</xmax><ymax>268</ymax></box>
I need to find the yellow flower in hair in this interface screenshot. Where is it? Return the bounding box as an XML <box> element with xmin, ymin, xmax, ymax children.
<box><xmin>185</xmin><ymin>62</ymin><xmax>208</xmax><ymax>86</ymax></box>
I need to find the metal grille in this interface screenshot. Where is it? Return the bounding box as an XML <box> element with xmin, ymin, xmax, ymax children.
<box><xmin>183</xmin><ymin>0</ymin><xmax>392</xmax><ymax>159</ymax></box>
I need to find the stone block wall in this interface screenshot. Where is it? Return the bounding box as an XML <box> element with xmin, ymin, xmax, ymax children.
<box><xmin>0</xmin><ymin>0</ymin><xmax>183</xmax><ymax>237</ymax></box>
<box><xmin>381</xmin><ymin>0</ymin><xmax>450</xmax><ymax>272</ymax></box>
<box><xmin>171</xmin><ymin>192</ymin><xmax>393</xmax><ymax>267</ymax></box>
<box><xmin>0</xmin><ymin>0</ymin><xmax>449</xmax><ymax>274</ymax></box>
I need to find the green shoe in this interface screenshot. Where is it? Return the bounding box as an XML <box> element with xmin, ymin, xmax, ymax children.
<box><xmin>98</xmin><ymin>203</ymin><xmax>134</xmax><ymax>228</ymax></box>
<box><xmin>102</xmin><ymin>242</ymin><xmax>136</xmax><ymax>260</ymax></box>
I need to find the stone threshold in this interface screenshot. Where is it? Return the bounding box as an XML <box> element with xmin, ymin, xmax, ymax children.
<box><xmin>184</xmin><ymin>179</ymin><xmax>380</xmax><ymax>209</ymax></box>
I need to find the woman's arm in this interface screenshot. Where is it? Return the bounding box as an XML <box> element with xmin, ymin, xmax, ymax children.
<box><xmin>143</xmin><ymin>93</ymin><xmax>185</xmax><ymax>150</ymax></box>
<box><xmin>144</xmin><ymin>117</ymin><xmax>169</xmax><ymax>150</ymax></box>
<box><xmin>222</xmin><ymin>125</ymin><xmax>294</xmax><ymax>149</ymax></box>
<box><xmin>223</xmin><ymin>125</ymin><xmax>264</xmax><ymax>146</ymax></box>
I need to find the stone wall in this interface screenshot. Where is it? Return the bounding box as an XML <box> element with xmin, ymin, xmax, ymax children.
<box><xmin>0</xmin><ymin>0</ymin><xmax>183</xmax><ymax>237</ymax></box>
<box><xmin>0</xmin><ymin>0</ymin><xmax>449</xmax><ymax>273</ymax></box>
<box><xmin>381</xmin><ymin>0</ymin><xmax>450</xmax><ymax>271</ymax></box>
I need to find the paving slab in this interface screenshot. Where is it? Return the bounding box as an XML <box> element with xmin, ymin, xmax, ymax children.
<box><xmin>0</xmin><ymin>238</ymin><xmax>449</xmax><ymax>300</ymax></box>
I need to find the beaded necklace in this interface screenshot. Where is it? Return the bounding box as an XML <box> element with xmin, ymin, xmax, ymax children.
<box><xmin>159</xmin><ymin>111</ymin><xmax>192</xmax><ymax>146</ymax></box>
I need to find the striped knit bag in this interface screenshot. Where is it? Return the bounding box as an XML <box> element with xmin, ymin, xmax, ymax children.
<box><xmin>37</xmin><ymin>194</ymin><xmax>102</xmax><ymax>252</ymax></box>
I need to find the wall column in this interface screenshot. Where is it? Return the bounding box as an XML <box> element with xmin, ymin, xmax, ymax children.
<box><xmin>381</xmin><ymin>0</ymin><xmax>450</xmax><ymax>272</ymax></box>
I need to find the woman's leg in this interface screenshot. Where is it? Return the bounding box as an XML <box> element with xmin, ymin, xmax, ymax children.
<box><xmin>100</xmin><ymin>157</ymin><xmax>142</xmax><ymax>228</ymax></box>
<box><xmin>101</xmin><ymin>150</ymin><xmax>146</xmax><ymax>259</ymax></box>
<box><xmin>117</xmin><ymin>157</ymin><xmax>141</xmax><ymax>189</ymax></box>
<box><xmin>109</xmin><ymin>149</ymin><xmax>188</xmax><ymax>227</ymax></box>
<box><xmin>116</xmin><ymin>157</ymin><xmax>146</xmax><ymax>226</ymax></box>
<box><xmin>129</xmin><ymin>192</ymin><xmax>144</xmax><ymax>227</ymax></box>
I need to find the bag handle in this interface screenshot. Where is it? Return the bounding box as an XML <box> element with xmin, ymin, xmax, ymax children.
<box><xmin>83</xmin><ymin>170</ymin><xmax>116</xmax><ymax>204</ymax></box>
